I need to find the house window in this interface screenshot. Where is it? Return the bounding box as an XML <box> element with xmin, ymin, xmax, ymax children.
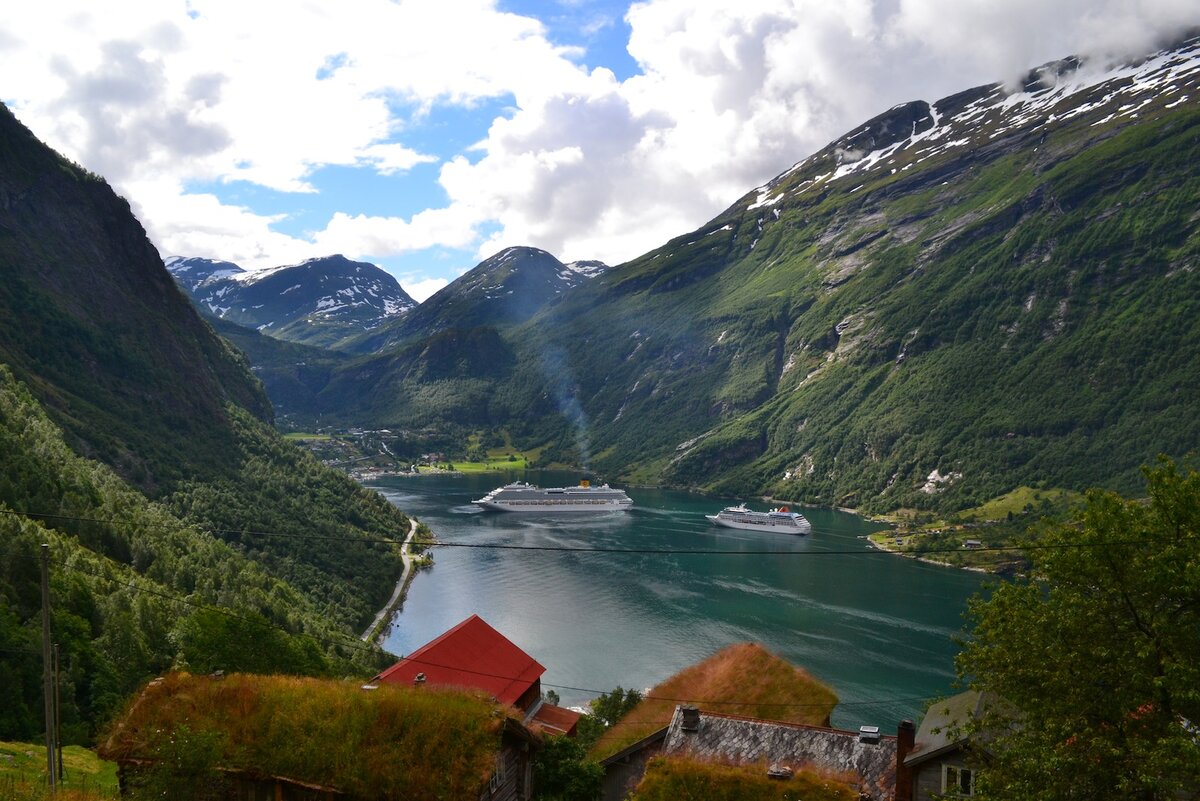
<box><xmin>942</xmin><ymin>764</ymin><xmax>975</xmax><ymax>796</ymax></box>
<box><xmin>489</xmin><ymin>754</ymin><xmax>507</xmax><ymax>794</ymax></box>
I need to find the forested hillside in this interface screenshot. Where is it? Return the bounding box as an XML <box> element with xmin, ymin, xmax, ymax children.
<box><xmin>0</xmin><ymin>369</ymin><xmax>389</xmax><ymax>740</ymax></box>
<box><xmin>0</xmin><ymin>103</ymin><xmax>410</xmax><ymax>740</ymax></box>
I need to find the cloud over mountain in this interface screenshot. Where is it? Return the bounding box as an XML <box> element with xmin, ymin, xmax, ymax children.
<box><xmin>1</xmin><ymin>0</ymin><xmax>1194</xmax><ymax>283</ymax></box>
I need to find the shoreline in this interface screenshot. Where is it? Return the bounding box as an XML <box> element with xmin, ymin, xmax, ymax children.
<box><xmin>361</xmin><ymin>517</ymin><xmax>420</xmax><ymax>643</ymax></box>
<box><xmin>862</xmin><ymin>534</ymin><xmax>993</xmax><ymax>574</ymax></box>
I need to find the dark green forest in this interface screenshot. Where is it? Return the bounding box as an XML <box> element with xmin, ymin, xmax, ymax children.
<box><xmin>0</xmin><ymin>367</ymin><xmax>402</xmax><ymax>741</ymax></box>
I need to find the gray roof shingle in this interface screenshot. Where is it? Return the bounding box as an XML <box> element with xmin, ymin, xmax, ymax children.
<box><xmin>660</xmin><ymin>706</ymin><xmax>898</xmax><ymax>800</ymax></box>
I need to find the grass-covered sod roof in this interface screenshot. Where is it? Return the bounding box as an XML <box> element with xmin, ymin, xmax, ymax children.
<box><xmin>592</xmin><ymin>643</ymin><xmax>838</xmax><ymax>760</ymax></box>
<box><xmin>99</xmin><ymin>672</ymin><xmax>528</xmax><ymax>799</ymax></box>
<box><xmin>630</xmin><ymin>755</ymin><xmax>858</xmax><ymax>801</ymax></box>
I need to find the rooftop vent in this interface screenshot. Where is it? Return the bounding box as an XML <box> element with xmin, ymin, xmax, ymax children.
<box><xmin>859</xmin><ymin>725</ymin><xmax>881</xmax><ymax>744</ymax></box>
<box><xmin>680</xmin><ymin>706</ymin><xmax>700</xmax><ymax>732</ymax></box>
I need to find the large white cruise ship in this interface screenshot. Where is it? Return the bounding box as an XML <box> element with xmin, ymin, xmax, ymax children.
<box><xmin>473</xmin><ymin>480</ymin><xmax>634</xmax><ymax>512</ymax></box>
<box><xmin>706</xmin><ymin>504</ymin><xmax>811</xmax><ymax>534</ymax></box>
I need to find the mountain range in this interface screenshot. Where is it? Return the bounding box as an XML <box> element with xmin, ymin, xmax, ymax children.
<box><xmin>166</xmin><ymin>254</ymin><xmax>418</xmax><ymax>349</ymax></box>
<box><xmin>178</xmin><ymin>35</ymin><xmax>1200</xmax><ymax>514</ymax></box>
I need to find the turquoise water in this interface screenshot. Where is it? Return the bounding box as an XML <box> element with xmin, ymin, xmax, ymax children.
<box><xmin>373</xmin><ymin>471</ymin><xmax>988</xmax><ymax>729</ymax></box>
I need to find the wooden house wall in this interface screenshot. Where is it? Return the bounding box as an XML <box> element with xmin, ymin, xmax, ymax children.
<box><xmin>601</xmin><ymin>739</ymin><xmax>664</xmax><ymax>801</ymax></box>
<box><xmin>912</xmin><ymin>752</ymin><xmax>975</xmax><ymax>801</ymax></box>
<box><xmin>478</xmin><ymin>741</ymin><xmax>533</xmax><ymax>801</ymax></box>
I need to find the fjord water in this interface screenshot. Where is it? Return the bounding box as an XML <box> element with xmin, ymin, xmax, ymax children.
<box><xmin>375</xmin><ymin>472</ymin><xmax>986</xmax><ymax>729</ymax></box>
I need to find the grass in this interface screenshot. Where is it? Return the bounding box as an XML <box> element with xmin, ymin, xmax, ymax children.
<box><xmin>630</xmin><ymin>756</ymin><xmax>858</xmax><ymax>801</ymax></box>
<box><xmin>866</xmin><ymin>485</ymin><xmax>1083</xmax><ymax>573</ymax></box>
<box><xmin>99</xmin><ymin>672</ymin><xmax>521</xmax><ymax>799</ymax></box>
<box><xmin>591</xmin><ymin>643</ymin><xmax>838</xmax><ymax>761</ymax></box>
<box><xmin>0</xmin><ymin>742</ymin><xmax>117</xmax><ymax>799</ymax></box>
<box><xmin>417</xmin><ymin>454</ymin><xmax>527</xmax><ymax>473</ymax></box>
<box><xmin>956</xmin><ymin>486</ymin><xmax>1081</xmax><ymax>521</ymax></box>
<box><xmin>281</xmin><ymin>432</ymin><xmax>332</xmax><ymax>441</ymax></box>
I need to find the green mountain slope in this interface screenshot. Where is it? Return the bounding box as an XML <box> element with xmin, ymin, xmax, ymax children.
<box><xmin>554</xmin><ymin>44</ymin><xmax>1200</xmax><ymax>509</ymax></box>
<box><xmin>343</xmin><ymin>246</ymin><xmax>604</xmax><ymax>353</ymax></box>
<box><xmin>272</xmin><ymin>38</ymin><xmax>1200</xmax><ymax>511</ymax></box>
<box><xmin>0</xmin><ymin>103</ymin><xmax>412</xmax><ymax>739</ymax></box>
<box><xmin>0</xmin><ymin>367</ymin><xmax>385</xmax><ymax>741</ymax></box>
<box><xmin>0</xmin><ymin>105</ymin><xmax>272</xmax><ymax>492</ymax></box>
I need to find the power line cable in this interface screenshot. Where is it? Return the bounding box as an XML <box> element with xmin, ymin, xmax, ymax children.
<box><xmin>3</xmin><ymin>507</ymin><xmax>1193</xmax><ymax>557</ymax></box>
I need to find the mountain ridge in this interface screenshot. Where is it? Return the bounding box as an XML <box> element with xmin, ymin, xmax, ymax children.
<box><xmin>342</xmin><ymin>245</ymin><xmax>608</xmax><ymax>353</ymax></box>
<box><xmin>168</xmin><ymin>254</ymin><xmax>418</xmax><ymax>349</ymax></box>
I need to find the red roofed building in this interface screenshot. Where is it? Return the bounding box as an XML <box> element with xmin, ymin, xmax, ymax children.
<box><xmin>375</xmin><ymin>614</ymin><xmax>581</xmax><ymax>737</ymax></box>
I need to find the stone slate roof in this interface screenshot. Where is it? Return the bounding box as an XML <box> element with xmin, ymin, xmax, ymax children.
<box><xmin>660</xmin><ymin>706</ymin><xmax>897</xmax><ymax>801</ymax></box>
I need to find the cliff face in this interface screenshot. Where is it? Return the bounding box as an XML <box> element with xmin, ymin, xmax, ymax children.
<box><xmin>0</xmin><ymin>102</ymin><xmax>271</xmax><ymax>492</ymax></box>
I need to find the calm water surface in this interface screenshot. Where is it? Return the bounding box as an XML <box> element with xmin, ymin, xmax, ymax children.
<box><xmin>373</xmin><ymin>471</ymin><xmax>988</xmax><ymax>729</ymax></box>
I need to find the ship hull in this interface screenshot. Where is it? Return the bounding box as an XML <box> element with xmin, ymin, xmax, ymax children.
<box><xmin>473</xmin><ymin>481</ymin><xmax>633</xmax><ymax>513</ymax></box>
<box><xmin>705</xmin><ymin>513</ymin><xmax>811</xmax><ymax>535</ymax></box>
<box><xmin>475</xmin><ymin>500</ymin><xmax>632</xmax><ymax>512</ymax></box>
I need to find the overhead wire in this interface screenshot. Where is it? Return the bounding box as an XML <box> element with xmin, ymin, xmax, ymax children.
<box><xmin>10</xmin><ymin>504</ymin><xmax>1192</xmax><ymax>712</ymax></box>
<box><xmin>42</xmin><ymin>555</ymin><xmax>949</xmax><ymax>711</ymax></box>
<box><xmin>1</xmin><ymin>506</ymin><xmax>1192</xmax><ymax>557</ymax></box>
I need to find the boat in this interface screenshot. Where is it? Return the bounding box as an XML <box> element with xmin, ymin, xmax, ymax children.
<box><xmin>473</xmin><ymin>480</ymin><xmax>634</xmax><ymax>512</ymax></box>
<box><xmin>705</xmin><ymin>504</ymin><xmax>811</xmax><ymax>534</ymax></box>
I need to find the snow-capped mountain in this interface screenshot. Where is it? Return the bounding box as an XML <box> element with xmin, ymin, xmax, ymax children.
<box><xmin>167</xmin><ymin>254</ymin><xmax>417</xmax><ymax>349</ymax></box>
<box><xmin>744</xmin><ymin>32</ymin><xmax>1200</xmax><ymax>216</ymax></box>
<box><xmin>164</xmin><ymin>256</ymin><xmax>246</xmax><ymax>293</ymax></box>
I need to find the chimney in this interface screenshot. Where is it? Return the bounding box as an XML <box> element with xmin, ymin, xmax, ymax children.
<box><xmin>894</xmin><ymin>720</ymin><xmax>915</xmax><ymax>801</ymax></box>
<box><xmin>414</xmin><ymin>672</ymin><xmax>427</xmax><ymax>687</ymax></box>
<box><xmin>680</xmin><ymin>706</ymin><xmax>700</xmax><ymax>732</ymax></box>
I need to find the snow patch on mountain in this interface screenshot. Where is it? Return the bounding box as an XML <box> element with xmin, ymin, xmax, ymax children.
<box><xmin>749</xmin><ymin>35</ymin><xmax>1200</xmax><ymax>211</ymax></box>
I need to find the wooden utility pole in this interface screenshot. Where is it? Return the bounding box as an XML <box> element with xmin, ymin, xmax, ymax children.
<box><xmin>54</xmin><ymin>643</ymin><xmax>64</xmax><ymax>781</ymax></box>
<box><xmin>40</xmin><ymin>544</ymin><xmax>56</xmax><ymax>792</ymax></box>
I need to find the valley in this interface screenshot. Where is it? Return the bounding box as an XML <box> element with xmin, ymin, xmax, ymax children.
<box><xmin>1</xmin><ymin>22</ymin><xmax>1199</xmax><ymax>801</ymax></box>
<box><xmin>168</xmin><ymin>35</ymin><xmax>1200</xmax><ymax>518</ymax></box>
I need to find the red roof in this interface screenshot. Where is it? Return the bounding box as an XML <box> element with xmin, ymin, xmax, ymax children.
<box><xmin>374</xmin><ymin>615</ymin><xmax>545</xmax><ymax>707</ymax></box>
<box><xmin>531</xmin><ymin>703</ymin><xmax>583</xmax><ymax>737</ymax></box>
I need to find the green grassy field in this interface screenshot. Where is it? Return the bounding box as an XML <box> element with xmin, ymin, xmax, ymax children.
<box><xmin>419</xmin><ymin>453</ymin><xmax>528</xmax><ymax>473</ymax></box>
<box><xmin>0</xmin><ymin>741</ymin><xmax>118</xmax><ymax>798</ymax></box>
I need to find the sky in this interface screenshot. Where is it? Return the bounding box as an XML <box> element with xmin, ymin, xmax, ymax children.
<box><xmin>1</xmin><ymin>1</ymin><xmax>1195</xmax><ymax>301</ymax></box>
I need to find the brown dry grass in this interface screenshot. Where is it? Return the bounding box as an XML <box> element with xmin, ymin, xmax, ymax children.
<box><xmin>591</xmin><ymin>643</ymin><xmax>838</xmax><ymax>760</ymax></box>
<box><xmin>99</xmin><ymin>672</ymin><xmax>522</xmax><ymax>799</ymax></box>
<box><xmin>629</xmin><ymin>755</ymin><xmax>858</xmax><ymax>801</ymax></box>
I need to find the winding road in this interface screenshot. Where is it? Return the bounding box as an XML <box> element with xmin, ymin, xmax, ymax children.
<box><xmin>361</xmin><ymin>517</ymin><xmax>419</xmax><ymax>641</ymax></box>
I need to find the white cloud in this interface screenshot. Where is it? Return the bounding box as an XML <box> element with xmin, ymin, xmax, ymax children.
<box><xmin>0</xmin><ymin>0</ymin><xmax>585</xmax><ymax>270</ymax></box>
<box><xmin>1</xmin><ymin>0</ymin><xmax>1195</xmax><ymax>286</ymax></box>
<box><xmin>427</xmin><ymin>0</ymin><xmax>1197</xmax><ymax>266</ymax></box>
<box><xmin>312</xmin><ymin>206</ymin><xmax>484</xmax><ymax>258</ymax></box>
<box><xmin>123</xmin><ymin>179</ymin><xmax>315</xmax><ymax>269</ymax></box>
<box><xmin>402</xmin><ymin>277</ymin><xmax>451</xmax><ymax>304</ymax></box>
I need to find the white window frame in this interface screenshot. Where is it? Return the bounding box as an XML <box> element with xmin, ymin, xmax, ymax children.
<box><xmin>489</xmin><ymin>753</ymin><xmax>507</xmax><ymax>795</ymax></box>
<box><xmin>942</xmin><ymin>764</ymin><xmax>975</xmax><ymax>796</ymax></box>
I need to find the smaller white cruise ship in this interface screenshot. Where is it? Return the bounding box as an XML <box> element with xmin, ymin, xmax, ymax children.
<box><xmin>706</xmin><ymin>504</ymin><xmax>811</xmax><ymax>534</ymax></box>
<box><xmin>473</xmin><ymin>480</ymin><xmax>633</xmax><ymax>512</ymax></box>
